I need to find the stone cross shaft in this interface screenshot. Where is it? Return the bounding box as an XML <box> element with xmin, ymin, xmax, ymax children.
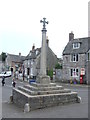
<box><xmin>40</xmin><ymin>18</ymin><xmax>48</xmax><ymax>76</ymax></box>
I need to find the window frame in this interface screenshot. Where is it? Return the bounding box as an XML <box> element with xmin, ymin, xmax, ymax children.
<box><xmin>70</xmin><ymin>54</ymin><xmax>78</xmax><ymax>62</ymax></box>
<box><xmin>73</xmin><ymin>42</ymin><xmax>80</xmax><ymax>49</ymax></box>
<box><xmin>70</xmin><ymin>68</ymin><xmax>79</xmax><ymax>77</ymax></box>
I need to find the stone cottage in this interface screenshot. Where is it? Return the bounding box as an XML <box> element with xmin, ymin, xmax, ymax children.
<box><xmin>63</xmin><ymin>32</ymin><xmax>90</xmax><ymax>83</ymax></box>
<box><xmin>5</xmin><ymin>53</ymin><xmax>25</xmax><ymax>73</ymax></box>
<box><xmin>23</xmin><ymin>38</ymin><xmax>60</xmax><ymax>79</ymax></box>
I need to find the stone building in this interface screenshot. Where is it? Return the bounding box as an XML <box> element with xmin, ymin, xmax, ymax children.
<box><xmin>0</xmin><ymin>55</ymin><xmax>5</xmax><ymax>72</ymax></box>
<box><xmin>23</xmin><ymin>38</ymin><xmax>60</xmax><ymax>79</ymax></box>
<box><xmin>86</xmin><ymin>48</ymin><xmax>90</xmax><ymax>84</ymax></box>
<box><xmin>63</xmin><ymin>32</ymin><xmax>90</xmax><ymax>83</ymax></box>
<box><xmin>5</xmin><ymin>53</ymin><xmax>25</xmax><ymax>72</ymax></box>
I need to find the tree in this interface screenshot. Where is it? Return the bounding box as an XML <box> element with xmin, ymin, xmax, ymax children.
<box><xmin>55</xmin><ymin>63</ymin><xmax>62</xmax><ymax>69</ymax></box>
<box><xmin>1</xmin><ymin>52</ymin><xmax>7</xmax><ymax>62</ymax></box>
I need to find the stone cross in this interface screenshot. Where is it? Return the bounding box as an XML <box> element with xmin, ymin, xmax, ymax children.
<box><xmin>36</xmin><ymin>18</ymin><xmax>50</xmax><ymax>84</ymax></box>
<box><xmin>40</xmin><ymin>18</ymin><xmax>48</xmax><ymax>30</ymax></box>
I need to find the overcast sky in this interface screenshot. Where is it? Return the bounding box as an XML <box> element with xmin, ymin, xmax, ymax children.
<box><xmin>0</xmin><ymin>0</ymin><xmax>89</xmax><ymax>58</ymax></box>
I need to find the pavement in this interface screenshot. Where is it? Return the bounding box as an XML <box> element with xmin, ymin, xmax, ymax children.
<box><xmin>56</xmin><ymin>82</ymin><xmax>89</xmax><ymax>88</ymax></box>
<box><xmin>18</xmin><ymin>76</ymin><xmax>90</xmax><ymax>87</ymax></box>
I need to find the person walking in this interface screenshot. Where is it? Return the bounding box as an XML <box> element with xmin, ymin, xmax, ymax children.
<box><xmin>2</xmin><ymin>76</ymin><xmax>5</xmax><ymax>86</ymax></box>
<box><xmin>12</xmin><ymin>77</ymin><xmax>16</xmax><ymax>87</ymax></box>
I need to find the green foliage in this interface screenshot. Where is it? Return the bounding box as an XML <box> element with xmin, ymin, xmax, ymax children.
<box><xmin>47</xmin><ymin>69</ymin><xmax>53</xmax><ymax>77</ymax></box>
<box><xmin>55</xmin><ymin>63</ymin><xmax>62</xmax><ymax>69</ymax></box>
<box><xmin>1</xmin><ymin>52</ymin><xmax>7</xmax><ymax>62</ymax></box>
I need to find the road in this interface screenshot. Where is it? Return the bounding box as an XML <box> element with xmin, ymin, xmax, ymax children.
<box><xmin>0</xmin><ymin>77</ymin><xmax>89</xmax><ymax>118</ymax></box>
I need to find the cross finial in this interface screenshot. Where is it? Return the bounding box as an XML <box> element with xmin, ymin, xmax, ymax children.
<box><xmin>40</xmin><ymin>18</ymin><xmax>49</xmax><ymax>30</ymax></box>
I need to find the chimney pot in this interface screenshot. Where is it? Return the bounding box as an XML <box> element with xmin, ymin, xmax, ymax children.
<box><xmin>32</xmin><ymin>44</ymin><xmax>35</xmax><ymax>51</ymax></box>
<box><xmin>69</xmin><ymin>31</ymin><xmax>74</xmax><ymax>41</ymax></box>
<box><xmin>19</xmin><ymin>53</ymin><xmax>21</xmax><ymax>57</ymax></box>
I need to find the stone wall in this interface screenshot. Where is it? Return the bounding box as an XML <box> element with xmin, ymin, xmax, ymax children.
<box><xmin>63</xmin><ymin>54</ymin><xmax>86</xmax><ymax>82</ymax></box>
<box><xmin>5</xmin><ymin>55</ymin><xmax>11</xmax><ymax>68</ymax></box>
<box><xmin>55</xmin><ymin>69</ymin><xmax>63</xmax><ymax>81</ymax></box>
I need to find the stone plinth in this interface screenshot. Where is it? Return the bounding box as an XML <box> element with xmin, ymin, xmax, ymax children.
<box><xmin>12</xmin><ymin>82</ymin><xmax>80</xmax><ymax>111</ymax></box>
<box><xmin>36</xmin><ymin>75</ymin><xmax>51</xmax><ymax>84</ymax></box>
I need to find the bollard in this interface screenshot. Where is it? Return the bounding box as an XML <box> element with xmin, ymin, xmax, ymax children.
<box><xmin>24</xmin><ymin>103</ymin><xmax>30</xmax><ymax>113</ymax></box>
<box><xmin>9</xmin><ymin>95</ymin><xmax>13</xmax><ymax>103</ymax></box>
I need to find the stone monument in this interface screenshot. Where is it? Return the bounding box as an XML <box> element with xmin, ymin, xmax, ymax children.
<box><xmin>36</xmin><ymin>18</ymin><xmax>50</xmax><ymax>84</ymax></box>
<box><xmin>12</xmin><ymin>18</ymin><xmax>81</xmax><ymax>112</ymax></box>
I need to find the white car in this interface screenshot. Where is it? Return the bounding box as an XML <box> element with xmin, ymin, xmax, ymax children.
<box><xmin>0</xmin><ymin>71</ymin><xmax>12</xmax><ymax>78</ymax></box>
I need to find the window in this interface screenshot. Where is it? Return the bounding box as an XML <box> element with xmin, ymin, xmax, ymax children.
<box><xmin>36</xmin><ymin>50</ymin><xmax>39</xmax><ymax>55</ymax></box>
<box><xmin>73</xmin><ymin>43</ymin><xmax>80</xmax><ymax>49</ymax></box>
<box><xmin>71</xmin><ymin>54</ymin><xmax>78</xmax><ymax>62</ymax></box>
<box><xmin>71</xmin><ymin>69</ymin><xmax>73</xmax><ymax>76</ymax></box>
<box><xmin>70</xmin><ymin>68</ymin><xmax>79</xmax><ymax>77</ymax></box>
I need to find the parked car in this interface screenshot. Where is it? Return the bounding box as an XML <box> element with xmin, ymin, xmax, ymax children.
<box><xmin>0</xmin><ymin>71</ymin><xmax>12</xmax><ymax>78</ymax></box>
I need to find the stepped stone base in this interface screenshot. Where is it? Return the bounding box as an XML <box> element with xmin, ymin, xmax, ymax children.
<box><xmin>12</xmin><ymin>82</ymin><xmax>80</xmax><ymax>111</ymax></box>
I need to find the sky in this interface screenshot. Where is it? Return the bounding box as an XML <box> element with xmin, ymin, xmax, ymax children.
<box><xmin>0</xmin><ymin>0</ymin><xmax>89</xmax><ymax>58</ymax></box>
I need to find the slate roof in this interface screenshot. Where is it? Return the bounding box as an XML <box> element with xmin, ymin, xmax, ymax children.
<box><xmin>63</xmin><ymin>37</ymin><xmax>90</xmax><ymax>55</ymax></box>
<box><xmin>25</xmin><ymin>48</ymin><xmax>41</xmax><ymax>60</ymax></box>
<box><xmin>31</xmin><ymin>47</ymin><xmax>59</xmax><ymax>69</ymax></box>
<box><xmin>7</xmin><ymin>54</ymin><xmax>25</xmax><ymax>63</ymax></box>
<box><xmin>24</xmin><ymin>45</ymin><xmax>60</xmax><ymax>69</ymax></box>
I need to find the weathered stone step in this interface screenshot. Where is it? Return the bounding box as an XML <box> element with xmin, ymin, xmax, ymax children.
<box><xmin>18</xmin><ymin>86</ymin><xmax>37</xmax><ymax>95</ymax></box>
<box><xmin>13</xmin><ymin>88</ymin><xmax>78</xmax><ymax>110</ymax></box>
<box><xmin>24</xmin><ymin>84</ymin><xmax>64</xmax><ymax>91</ymax></box>
<box><xmin>31</xmin><ymin>82</ymin><xmax>56</xmax><ymax>87</ymax></box>
<box><xmin>18</xmin><ymin>86</ymin><xmax>71</xmax><ymax>95</ymax></box>
<box><xmin>36</xmin><ymin>89</ymin><xmax>71</xmax><ymax>95</ymax></box>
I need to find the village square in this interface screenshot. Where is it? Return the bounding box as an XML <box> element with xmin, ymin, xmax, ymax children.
<box><xmin>0</xmin><ymin>1</ymin><xmax>90</xmax><ymax>119</ymax></box>
<box><xmin>0</xmin><ymin>16</ymin><xmax>90</xmax><ymax>119</ymax></box>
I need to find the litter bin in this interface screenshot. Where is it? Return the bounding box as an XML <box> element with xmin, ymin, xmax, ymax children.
<box><xmin>29</xmin><ymin>79</ymin><xmax>36</xmax><ymax>84</ymax></box>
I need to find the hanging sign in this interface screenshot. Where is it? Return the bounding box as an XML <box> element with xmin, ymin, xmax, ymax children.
<box><xmin>81</xmin><ymin>68</ymin><xmax>85</xmax><ymax>75</ymax></box>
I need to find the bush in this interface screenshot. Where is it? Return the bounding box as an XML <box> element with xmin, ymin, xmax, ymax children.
<box><xmin>47</xmin><ymin>69</ymin><xmax>53</xmax><ymax>78</ymax></box>
<box><xmin>55</xmin><ymin>63</ymin><xmax>62</xmax><ymax>69</ymax></box>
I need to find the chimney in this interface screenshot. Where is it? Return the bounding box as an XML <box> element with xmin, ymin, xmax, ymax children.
<box><xmin>32</xmin><ymin>44</ymin><xmax>35</xmax><ymax>51</ymax></box>
<box><xmin>46</xmin><ymin>36</ymin><xmax>49</xmax><ymax>47</ymax></box>
<box><xmin>19</xmin><ymin>53</ymin><xmax>21</xmax><ymax>57</ymax></box>
<box><xmin>69</xmin><ymin>31</ymin><xmax>74</xmax><ymax>41</ymax></box>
